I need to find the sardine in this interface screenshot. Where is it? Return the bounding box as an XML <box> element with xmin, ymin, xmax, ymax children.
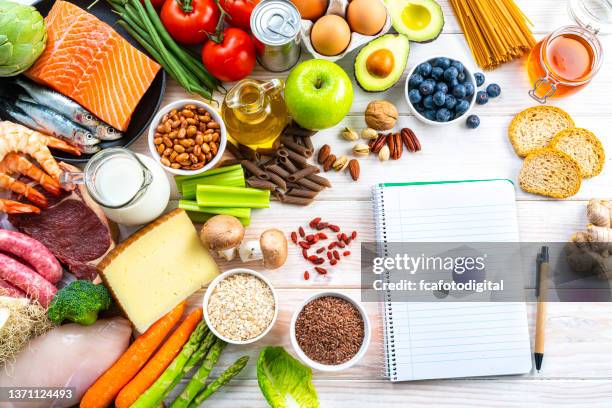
<box><xmin>14</xmin><ymin>98</ymin><xmax>100</xmax><ymax>147</ymax></box>
<box><xmin>14</xmin><ymin>77</ymin><xmax>123</xmax><ymax>141</ymax></box>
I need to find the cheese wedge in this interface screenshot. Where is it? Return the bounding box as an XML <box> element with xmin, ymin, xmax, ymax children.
<box><xmin>98</xmin><ymin>209</ymin><xmax>218</xmax><ymax>332</ymax></box>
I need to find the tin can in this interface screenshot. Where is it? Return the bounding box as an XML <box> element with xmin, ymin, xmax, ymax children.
<box><xmin>251</xmin><ymin>0</ymin><xmax>301</xmax><ymax>72</ymax></box>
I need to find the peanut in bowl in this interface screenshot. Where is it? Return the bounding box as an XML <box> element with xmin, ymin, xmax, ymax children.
<box><xmin>147</xmin><ymin>99</ymin><xmax>227</xmax><ymax>176</ymax></box>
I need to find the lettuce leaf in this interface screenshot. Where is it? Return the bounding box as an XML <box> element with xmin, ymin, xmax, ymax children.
<box><xmin>257</xmin><ymin>346</ymin><xmax>319</xmax><ymax>408</ymax></box>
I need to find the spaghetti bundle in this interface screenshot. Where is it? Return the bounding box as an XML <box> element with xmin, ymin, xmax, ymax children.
<box><xmin>449</xmin><ymin>0</ymin><xmax>536</xmax><ymax>69</ymax></box>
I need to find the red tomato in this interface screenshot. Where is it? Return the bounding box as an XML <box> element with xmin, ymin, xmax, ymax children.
<box><xmin>220</xmin><ymin>0</ymin><xmax>258</xmax><ymax>31</ymax></box>
<box><xmin>202</xmin><ymin>28</ymin><xmax>256</xmax><ymax>82</ymax></box>
<box><xmin>161</xmin><ymin>0</ymin><xmax>220</xmax><ymax>45</ymax></box>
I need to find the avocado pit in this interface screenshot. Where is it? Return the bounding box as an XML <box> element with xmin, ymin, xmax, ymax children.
<box><xmin>366</xmin><ymin>49</ymin><xmax>395</xmax><ymax>78</ymax></box>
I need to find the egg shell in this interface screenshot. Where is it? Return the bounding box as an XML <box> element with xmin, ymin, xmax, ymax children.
<box><xmin>291</xmin><ymin>0</ymin><xmax>328</xmax><ymax>20</ymax></box>
<box><xmin>347</xmin><ymin>0</ymin><xmax>387</xmax><ymax>36</ymax></box>
<box><xmin>310</xmin><ymin>15</ymin><xmax>352</xmax><ymax>56</ymax></box>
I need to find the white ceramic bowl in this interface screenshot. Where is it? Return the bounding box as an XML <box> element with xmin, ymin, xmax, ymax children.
<box><xmin>203</xmin><ymin>268</ymin><xmax>278</xmax><ymax>345</ymax></box>
<box><xmin>290</xmin><ymin>291</ymin><xmax>371</xmax><ymax>372</ymax></box>
<box><xmin>148</xmin><ymin>99</ymin><xmax>227</xmax><ymax>176</ymax></box>
<box><xmin>404</xmin><ymin>55</ymin><xmax>477</xmax><ymax>126</ymax></box>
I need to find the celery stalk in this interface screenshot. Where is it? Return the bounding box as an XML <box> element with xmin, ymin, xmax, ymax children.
<box><xmin>175</xmin><ymin>164</ymin><xmax>243</xmax><ymax>189</ymax></box>
<box><xmin>186</xmin><ymin>212</ymin><xmax>250</xmax><ymax>226</ymax></box>
<box><xmin>179</xmin><ymin>200</ymin><xmax>251</xmax><ymax>219</ymax></box>
<box><xmin>180</xmin><ymin>170</ymin><xmax>245</xmax><ymax>200</ymax></box>
<box><xmin>196</xmin><ymin>185</ymin><xmax>270</xmax><ymax>208</ymax></box>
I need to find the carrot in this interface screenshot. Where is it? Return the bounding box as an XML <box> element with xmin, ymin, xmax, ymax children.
<box><xmin>80</xmin><ymin>301</ymin><xmax>186</xmax><ymax>408</ymax></box>
<box><xmin>115</xmin><ymin>308</ymin><xmax>203</xmax><ymax>408</ymax></box>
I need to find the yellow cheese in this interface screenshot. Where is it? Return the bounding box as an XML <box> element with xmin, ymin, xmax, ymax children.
<box><xmin>98</xmin><ymin>209</ymin><xmax>218</xmax><ymax>332</ymax></box>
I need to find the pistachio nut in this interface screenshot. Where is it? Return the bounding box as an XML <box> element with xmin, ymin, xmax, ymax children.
<box><xmin>353</xmin><ymin>143</ymin><xmax>370</xmax><ymax>156</ymax></box>
<box><xmin>341</xmin><ymin>127</ymin><xmax>359</xmax><ymax>141</ymax></box>
<box><xmin>361</xmin><ymin>128</ymin><xmax>378</xmax><ymax>140</ymax></box>
<box><xmin>378</xmin><ymin>145</ymin><xmax>390</xmax><ymax>161</ymax></box>
<box><xmin>333</xmin><ymin>155</ymin><xmax>349</xmax><ymax>171</ymax></box>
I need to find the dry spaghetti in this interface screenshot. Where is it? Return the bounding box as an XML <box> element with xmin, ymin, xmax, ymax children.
<box><xmin>449</xmin><ymin>0</ymin><xmax>536</xmax><ymax>69</ymax></box>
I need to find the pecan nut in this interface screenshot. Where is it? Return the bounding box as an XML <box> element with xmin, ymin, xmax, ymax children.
<box><xmin>369</xmin><ymin>133</ymin><xmax>388</xmax><ymax>154</ymax></box>
<box><xmin>323</xmin><ymin>154</ymin><xmax>336</xmax><ymax>172</ymax></box>
<box><xmin>318</xmin><ymin>144</ymin><xmax>331</xmax><ymax>164</ymax></box>
<box><xmin>401</xmin><ymin>128</ymin><xmax>421</xmax><ymax>152</ymax></box>
<box><xmin>348</xmin><ymin>159</ymin><xmax>360</xmax><ymax>181</ymax></box>
<box><xmin>388</xmin><ymin>133</ymin><xmax>403</xmax><ymax>160</ymax></box>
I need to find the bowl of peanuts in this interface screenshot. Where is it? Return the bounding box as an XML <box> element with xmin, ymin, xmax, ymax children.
<box><xmin>148</xmin><ymin>99</ymin><xmax>227</xmax><ymax>175</ymax></box>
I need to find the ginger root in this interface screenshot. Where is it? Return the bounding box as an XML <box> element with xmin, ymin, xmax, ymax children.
<box><xmin>566</xmin><ymin>199</ymin><xmax>612</xmax><ymax>280</ymax></box>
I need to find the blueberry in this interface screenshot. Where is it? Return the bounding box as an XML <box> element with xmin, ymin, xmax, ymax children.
<box><xmin>448</xmin><ymin>78</ymin><xmax>459</xmax><ymax>90</ymax></box>
<box><xmin>418</xmin><ymin>62</ymin><xmax>432</xmax><ymax>77</ymax></box>
<box><xmin>431</xmin><ymin>66</ymin><xmax>444</xmax><ymax>80</ymax></box>
<box><xmin>408</xmin><ymin>89</ymin><xmax>422</xmax><ymax>105</ymax></box>
<box><xmin>486</xmin><ymin>83</ymin><xmax>501</xmax><ymax>98</ymax></box>
<box><xmin>435</xmin><ymin>82</ymin><xmax>448</xmax><ymax>94</ymax></box>
<box><xmin>444</xmin><ymin>94</ymin><xmax>457</xmax><ymax>110</ymax></box>
<box><xmin>451</xmin><ymin>60</ymin><xmax>464</xmax><ymax>73</ymax></box>
<box><xmin>455</xmin><ymin>99</ymin><xmax>470</xmax><ymax>115</ymax></box>
<box><xmin>457</xmin><ymin>71</ymin><xmax>466</xmax><ymax>82</ymax></box>
<box><xmin>423</xmin><ymin>95</ymin><xmax>435</xmax><ymax>109</ymax></box>
<box><xmin>474</xmin><ymin>72</ymin><xmax>485</xmax><ymax>87</ymax></box>
<box><xmin>409</xmin><ymin>74</ymin><xmax>424</xmax><ymax>89</ymax></box>
<box><xmin>415</xmin><ymin>103</ymin><xmax>425</xmax><ymax>113</ymax></box>
<box><xmin>453</xmin><ymin>84</ymin><xmax>467</xmax><ymax>99</ymax></box>
<box><xmin>434</xmin><ymin>57</ymin><xmax>451</xmax><ymax>70</ymax></box>
<box><xmin>419</xmin><ymin>80</ymin><xmax>435</xmax><ymax>96</ymax></box>
<box><xmin>436</xmin><ymin>108</ymin><xmax>452</xmax><ymax>122</ymax></box>
<box><xmin>464</xmin><ymin>82</ymin><xmax>475</xmax><ymax>97</ymax></box>
<box><xmin>433</xmin><ymin>91</ymin><xmax>446</xmax><ymax>106</ymax></box>
<box><xmin>444</xmin><ymin>67</ymin><xmax>459</xmax><ymax>81</ymax></box>
<box><xmin>423</xmin><ymin>110</ymin><xmax>437</xmax><ymax>121</ymax></box>
<box><xmin>466</xmin><ymin>115</ymin><xmax>480</xmax><ymax>129</ymax></box>
<box><xmin>476</xmin><ymin>90</ymin><xmax>489</xmax><ymax>105</ymax></box>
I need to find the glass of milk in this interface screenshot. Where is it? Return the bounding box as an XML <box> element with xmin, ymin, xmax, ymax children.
<box><xmin>61</xmin><ymin>148</ymin><xmax>170</xmax><ymax>225</ymax></box>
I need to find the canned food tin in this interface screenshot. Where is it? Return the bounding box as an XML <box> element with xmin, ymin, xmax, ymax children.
<box><xmin>251</xmin><ymin>0</ymin><xmax>301</xmax><ymax>72</ymax></box>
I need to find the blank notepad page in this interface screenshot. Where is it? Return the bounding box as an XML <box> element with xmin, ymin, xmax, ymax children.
<box><xmin>374</xmin><ymin>180</ymin><xmax>532</xmax><ymax>381</ymax></box>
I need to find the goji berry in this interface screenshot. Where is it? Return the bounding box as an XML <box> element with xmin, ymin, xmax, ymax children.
<box><xmin>351</xmin><ymin>231</ymin><xmax>358</xmax><ymax>240</ymax></box>
<box><xmin>337</xmin><ymin>241</ymin><xmax>346</xmax><ymax>248</ymax></box>
<box><xmin>328</xmin><ymin>242</ymin><xmax>337</xmax><ymax>250</ymax></box>
<box><xmin>315</xmin><ymin>266</ymin><xmax>328</xmax><ymax>275</ymax></box>
<box><xmin>291</xmin><ymin>231</ymin><xmax>298</xmax><ymax>244</ymax></box>
<box><xmin>330</xmin><ymin>259</ymin><xmax>338</xmax><ymax>266</ymax></box>
<box><xmin>329</xmin><ymin>224</ymin><xmax>340</xmax><ymax>232</ymax></box>
<box><xmin>308</xmin><ymin>255</ymin><xmax>319</xmax><ymax>262</ymax></box>
<box><xmin>316</xmin><ymin>222</ymin><xmax>329</xmax><ymax>230</ymax></box>
<box><xmin>298</xmin><ymin>226</ymin><xmax>305</xmax><ymax>237</ymax></box>
<box><xmin>304</xmin><ymin>271</ymin><xmax>310</xmax><ymax>280</ymax></box>
<box><xmin>314</xmin><ymin>258</ymin><xmax>325</xmax><ymax>265</ymax></box>
<box><xmin>299</xmin><ymin>241</ymin><xmax>311</xmax><ymax>249</ymax></box>
<box><xmin>309</xmin><ymin>217</ymin><xmax>321</xmax><ymax>228</ymax></box>
<box><xmin>316</xmin><ymin>247</ymin><xmax>325</xmax><ymax>254</ymax></box>
<box><xmin>327</xmin><ymin>251</ymin><xmax>333</xmax><ymax>260</ymax></box>
<box><xmin>343</xmin><ymin>251</ymin><xmax>351</xmax><ymax>257</ymax></box>
<box><xmin>317</xmin><ymin>232</ymin><xmax>328</xmax><ymax>240</ymax></box>
<box><xmin>333</xmin><ymin>250</ymin><xmax>340</xmax><ymax>260</ymax></box>
<box><xmin>302</xmin><ymin>249</ymin><xmax>309</xmax><ymax>259</ymax></box>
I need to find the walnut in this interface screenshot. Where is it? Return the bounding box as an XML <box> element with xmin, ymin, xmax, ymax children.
<box><xmin>365</xmin><ymin>100</ymin><xmax>398</xmax><ymax>131</ymax></box>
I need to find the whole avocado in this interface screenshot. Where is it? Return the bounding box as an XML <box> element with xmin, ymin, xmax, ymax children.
<box><xmin>47</xmin><ymin>280</ymin><xmax>112</xmax><ymax>326</ymax></box>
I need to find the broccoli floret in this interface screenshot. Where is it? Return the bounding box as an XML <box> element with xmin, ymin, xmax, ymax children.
<box><xmin>47</xmin><ymin>280</ymin><xmax>112</xmax><ymax>325</ymax></box>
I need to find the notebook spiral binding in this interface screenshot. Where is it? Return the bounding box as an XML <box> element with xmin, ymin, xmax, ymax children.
<box><xmin>372</xmin><ymin>185</ymin><xmax>397</xmax><ymax>381</ymax></box>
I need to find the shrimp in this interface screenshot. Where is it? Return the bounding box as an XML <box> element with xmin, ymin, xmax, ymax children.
<box><xmin>0</xmin><ymin>198</ymin><xmax>40</xmax><ymax>214</ymax></box>
<box><xmin>0</xmin><ymin>153</ymin><xmax>61</xmax><ymax>196</ymax></box>
<box><xmin>0</xmin><ymin>173</ymin><xmax>48</xmax><ymax>208</ymax></box>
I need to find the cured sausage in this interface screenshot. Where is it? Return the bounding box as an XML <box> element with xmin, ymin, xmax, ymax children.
<box><xmin>0</xmin><ymin>277</ymin><xmax>26</xmax><ymax>298</ymax></box>
<box><xmin>0</xmin><ymin>229</ymin><xmax>62</xmax><ymax>283</ymax></box>
<box><xmin>0</xmin><ymin>253</ymin><xmax>57</xmax><ymax>307</ymax></box>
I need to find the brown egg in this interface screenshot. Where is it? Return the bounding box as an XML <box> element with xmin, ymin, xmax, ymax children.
<box><xmin>310</xmin><ymin>15</ymin><xmax>351</xmax><ymax>56</ymax></box>
<box><xmin>291</xmin><ymin>0</ymin><xmax>328</xmax><ymax>21</ymax></box>
<box><xmin>347</xmin><ymin>0</ymin><xmax>387</xmax><ymax>36</ymax></box>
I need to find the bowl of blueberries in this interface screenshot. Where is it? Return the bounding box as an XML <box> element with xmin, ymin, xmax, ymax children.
<box><xmin>405</xmin><ymin>56</ymin><xmax>478</xmax><ymax>126</ymax></box>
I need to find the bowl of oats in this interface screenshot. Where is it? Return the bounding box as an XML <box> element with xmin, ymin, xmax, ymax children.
<box><xmin>203</xmin><ymin>268</ymin><xmax>278</xmax><ymax>345</ymax></box>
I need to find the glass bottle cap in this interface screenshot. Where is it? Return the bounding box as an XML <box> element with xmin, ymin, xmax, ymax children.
<box><xmin>568</xmin><ymin>0</ymin><xmax>612</xmax><ymax>33</ymax></box>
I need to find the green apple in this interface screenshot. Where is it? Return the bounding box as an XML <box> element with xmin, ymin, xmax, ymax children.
<box><xmin>284</xmin><ymin>59</ymin><xmax>353</xmax><ymax>130</ymax></box>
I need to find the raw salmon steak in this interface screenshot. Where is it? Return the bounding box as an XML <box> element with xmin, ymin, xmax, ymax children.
<box><xmin>26</xmin><ymin>1</ymin><xmax>160</xmax><ymax>131</ymax></box>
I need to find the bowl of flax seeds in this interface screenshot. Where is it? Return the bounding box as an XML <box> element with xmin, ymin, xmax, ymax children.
<box><xmin>290</xmin><ymin>291</ymin><xmax>371</xmax><ymax>372</ymax></box>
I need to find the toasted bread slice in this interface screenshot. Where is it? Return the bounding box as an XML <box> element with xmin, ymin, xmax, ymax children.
<box><xmin>519</xmin><ymin>148</ymin><xmax>582</xmax><ymax>198</ymax></box>
<box><xmin>509</xmin><ymin>106</ymin><xmax>575</xmax><ymax>157</ymax></box>
<box><xmin>550</xmin><ymin>128</ymin><xmax>605</xmax><ymax>178</ymax></box>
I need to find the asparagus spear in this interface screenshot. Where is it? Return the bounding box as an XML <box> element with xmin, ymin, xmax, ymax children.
<box><xmin>188</xmin><ymin>356</ymin><xmax>250</xmax><ymax>407</ymax></box>
<box><xmin>161</xmin><ymin>331</ymin><xmax>217</xmax><ymax>402</ymax></box>
<box><xmin>170</xmin><ymin>338</ymin><xmax>227</xmax><ymax>408</ymax></box>
<box><xmin>131</xmin><ymin>322</ymin><xmax>207</xmax><ymax>408</ymax></box>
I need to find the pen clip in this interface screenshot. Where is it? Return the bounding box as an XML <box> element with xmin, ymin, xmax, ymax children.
<box><xmin>535</xmin><ymin>246</ymin><xmax>549</xmax><ymax>299</ymax></box>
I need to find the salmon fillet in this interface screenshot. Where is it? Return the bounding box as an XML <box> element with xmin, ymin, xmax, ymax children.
<box><xmin>26</xmin><ymin>1</ymin><xmax>160</xmax><ymax>131</ymax></box>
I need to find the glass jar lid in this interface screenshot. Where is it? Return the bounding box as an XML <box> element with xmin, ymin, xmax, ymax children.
<box><xmin>568</xmin><ymin>0</ymin><xmax>612</xmax><ymax>33</ymax></box>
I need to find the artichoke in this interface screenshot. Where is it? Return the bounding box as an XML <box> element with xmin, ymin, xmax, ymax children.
<box><xmin>0</xmin><ymin>1</ymin><xmax>47</xmax><ymax>77</ymax></box>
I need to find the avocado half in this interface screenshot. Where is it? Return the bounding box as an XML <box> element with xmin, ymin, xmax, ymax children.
<box><xmin>384</xmin><ymin>0</ymin><xmax>444</xmax><ymax>43</ymax></box>
<box><xmin>354</xmin><ymin>34</ymin><xmax>410</xmax><ymax>92</ymax></box>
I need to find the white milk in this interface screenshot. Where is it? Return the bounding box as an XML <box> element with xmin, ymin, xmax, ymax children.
<box><xmin>95</xmin><ymin>154</ymin><xmax>170</xmax><ymax>226</ymax></box>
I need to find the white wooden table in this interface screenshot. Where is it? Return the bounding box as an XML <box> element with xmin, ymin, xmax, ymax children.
<box><xmin>26</xmin><ymin>0</ymin><xmax>612</xmax><ymax>405</ymax></box>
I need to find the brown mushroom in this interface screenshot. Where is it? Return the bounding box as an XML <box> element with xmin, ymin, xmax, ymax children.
<box><xmin>199</xmin><ymin>215</ymin><xmax>245</xmax><ymax>260</ymax></box>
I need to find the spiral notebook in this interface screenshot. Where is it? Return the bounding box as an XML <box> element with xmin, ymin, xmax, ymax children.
<box><xmin>373</xmin><ymin>179</ymin><xmax>532</xmax><ymax>381</ymax></box>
